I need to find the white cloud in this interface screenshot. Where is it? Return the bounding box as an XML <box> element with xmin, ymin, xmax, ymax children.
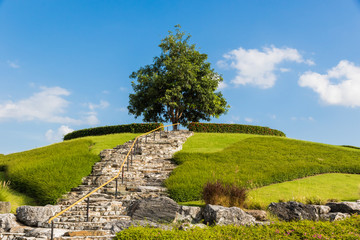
<box><xmin>88</xmin><ymin>100</ymin><xmax>109</xmax><ymax>111</ymax></box>
<box><xmin>0</xmin><ymin>86</ymin><xmax>104</xmax><ymax>125</ymax></box>
<box><xmin>7</xmin><ymin>60</ymin><xmax>20</xmax><ymax>69</ymax></box>
<box><xmin>217</xmin><ymin>81</ymin><xmax>228</xmax><ymax>90</ymax></box>
<box><xmin>299</xmin><ymin>60</ymin><xmax>360</xmax><ymax>107</ymax></box>
<box><xmin>244</xmin><ymin>117</ymin><xmax>253</xmax><ymax>123</ymax></box>
<box><xmin>270</xmin><ymin>114</ymin><xmax>277</xmax><ymax>119</ymax></box>
<box><xmin>218</xmin><ymin>45</ymin><xmax>314</xmax><ymax>89</ymax></box>
<box><xmin>116</xmin><ymin>107</ymin><xmax>128</xmax><ymax>112</ymax></box>
<box><xmin>46</xmin><ymin>125</ymin><xmax>74</xmax><ymax>142</ymax></box>
<box><xmin>0</xmin><ymin>86</ymin><xmax>79</xmax><ymax>124</ymax></box>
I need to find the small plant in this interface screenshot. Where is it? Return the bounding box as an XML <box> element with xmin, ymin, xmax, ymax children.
<box><xmin>202</xmin><ymin>180</ymin><xmax>247</xmax><ymax>208</ymax></box>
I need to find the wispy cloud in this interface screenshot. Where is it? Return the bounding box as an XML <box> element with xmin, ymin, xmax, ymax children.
<box><xmin>218</xmin><ymin>45</ymin><xmax>314</xmax><ymax>89</ymax></box>
<box><xmin>45</xmin><ymin>125</ymin><xmax>74</xmax><ymax>142</ymax></box>
<box><xmin>299</xmin><ymin>60</ymin><xmax>360</xmax><ymax>107</ymax></box>
<box><xmin>217</xmin><ymin>81</ymin><xmax>228</xmax><ymax>90</ymax></box>
<box><xmin>244</xmin><ymin>117</ymin><xmax>253</xmax><ymax>123</ymax></box>
<box><xmin>7</xmin><ymin>60</ymin><xmax>20</xmax><ymax>69</ymax></box>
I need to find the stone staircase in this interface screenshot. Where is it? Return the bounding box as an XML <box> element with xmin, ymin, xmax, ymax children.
<box><xmin>1</xmin><ymin>130</ymin><xmax>193</xmax><ymax>240</ymax></box>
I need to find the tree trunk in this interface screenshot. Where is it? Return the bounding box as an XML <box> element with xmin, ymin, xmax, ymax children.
<box><xmin>172</xmin><ymin>123</ymin><xmax>178</xmax><ymax>131</ymax></box>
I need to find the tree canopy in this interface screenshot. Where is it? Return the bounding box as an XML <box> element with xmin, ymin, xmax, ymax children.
<box><xmin>128</xmin><ymin>25</ymin><xmax>229</xmax><ymax>129</ymax></box>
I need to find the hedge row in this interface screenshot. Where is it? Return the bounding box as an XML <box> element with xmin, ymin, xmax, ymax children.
<box><xmin>63</xmin><ymin>123</ymin><xmax>163</xmax><ymax>141</ymax></box>
<box><xmin>187</xmin><ymin>122</ymin><xmax>286</xmax><ymax>137</ymax></box>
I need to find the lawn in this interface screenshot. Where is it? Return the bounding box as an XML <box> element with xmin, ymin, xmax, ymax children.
<box><xmin>0</xmin><ymin>133</ymin><xmax>139</xmax><ymax>207</ymax></box>
<box><xmin>166</xmin><ymin>133</ymin><xmax>360</xmax><ymax>203</ymax></box>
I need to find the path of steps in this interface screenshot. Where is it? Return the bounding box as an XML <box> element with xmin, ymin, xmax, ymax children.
<box><xmin>1</xmin><ymin>130</ymin><xmax>193</xmax><ymax>240</ymax></box>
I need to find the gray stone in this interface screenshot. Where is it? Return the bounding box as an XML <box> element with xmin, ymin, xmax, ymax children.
<box><xmin>0</xmin><ymin>213</ymin><xmax>19</xmax><ymax>232</ymax></box>
<box><xmin>321</xmin><ymin>212</ymin><xmax>351</xmax><ymax>222</ymax></box>
<box><xmin>245</xmin><ymin>210</ymin><xmax>268</xmax><ymax>221</ymax></box>
<box><xmin>326</xmin><ymin>202</ymin><xmax>360</xmax><ymax>214</ymax></box>
<box><xmin>127</xmin><ymin>197</ymin><xmax>180</xmax><ymax>223</ymax></box>
<box><xmin>0</xmin><ymin>202</ymin><xmax>11</xmax><ymax>214</ymax></box>
<box><xmin>104</xmin><ymin>219</ymin><xmax>173</xmax><ymax>234</ymax></box>
<box><xmin>268</xmin><ymin>202</ymin><xmax>318</xmax><ymax>221</ymax></box>
<box><xmin>24</xmin><ymin>227</ymin><xmax>67</xmax><ymax>238</ymax></box>
<box><xmin>312</xmin><ymin>205</ymin><xmax>331</xmax><ymax>215</ymax></box>
<box><xmin>16</xmin><ymin>205</ymin><xmax>61</xmax><ymax>227</ymax></box>
<box><xmin>203</xmin><ymin>204</ymin><xmax>255</xmax><ymax>226</ymax></box>
<box><xmin>176</xmin><ymin>206</ymin><xmax>202</xmax><ymax>223</ymax></box>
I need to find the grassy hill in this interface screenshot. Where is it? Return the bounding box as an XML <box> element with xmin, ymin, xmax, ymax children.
<box><xmin>165</xmin><ymin>133</ymin><xmax>360</xmax><ymax>205</ymax></box>
<box><xmin>0</xmin><ymin>133</ymin><xmax>139</xmax><ymax>209</ymax></box>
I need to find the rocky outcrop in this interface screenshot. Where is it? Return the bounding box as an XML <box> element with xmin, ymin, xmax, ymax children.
<box><xmin>203</xmin><ymin>204</ymin><xmax>256</xmax><ymax>226</ymax></box>
<box><xmin>268</xmin><ymin>202</ymin><xmax>319</xmax><ymax>221</ymax></box>
<box><xmin>0</xmin><ymin>213</ymin><xmax>19</xmax><ymax>232</ymax></box>
<box><xmin>127</xmin><ymin>197</ymin><xmax>180</xmax><ymax>223</ymax></box>
<box><xmin>16</xmin><ymin>205</ymin><xmax>61</xmax><ymax>227</ymax></box>
<box><xmin>326</xmin><ymin>202</ymin><xmax>360</xmax><ymax>214</ymax></box>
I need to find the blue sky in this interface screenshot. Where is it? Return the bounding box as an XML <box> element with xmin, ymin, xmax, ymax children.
<box><xmin>1</xmin><ymin>0</ymin><xmax>360</xmax><ymax>154</ymax></box>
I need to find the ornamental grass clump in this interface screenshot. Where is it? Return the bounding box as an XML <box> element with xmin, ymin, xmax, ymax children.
<box><xmin>202</xmin><ymin>180</ymin><xmax>247</xmax><ymax>208</ymax></box>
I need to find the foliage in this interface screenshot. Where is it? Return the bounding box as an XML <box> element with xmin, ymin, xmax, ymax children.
<box><xmin>202</xmin><ymin>180</ymin><xmax>247</xmax><ymax>208</ymax></box>
<box><xmin>63</xmin><ymin>123</ymin><xmax>162</xmax><ymax>140</ymax></box>
<box><xmin>165</xmin><ymin>135</ymin><xmax>360</xmax><ymax>202</ymax></box>
<box><xmin>128</xmin><ymin>25</ymin><xmax>229</xmax><ymax>128</ymax></box>
<box><xmin>0</xmin><ymin>133</ymin><xmax>137</xmax><ymax>205</ymax></box>
<box><xmin>115</xmin><ymin>214</ymin><xmax>360</xmax><ymax>239</ymax></box>
<box><xmin>188</xmin><ymin>122</ymin><xmax>286</xmax><ymax>136</ymax></box>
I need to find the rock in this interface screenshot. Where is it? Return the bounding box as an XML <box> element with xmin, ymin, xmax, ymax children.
<box><xmin>104</xmin><ymin>219</ymin><xmax>173</xmax><ymax>234</ymax></box>
<box><xmin>202</xmin><ymin>204</ymin><xmax>255</xmax><ymax>226</ymax></box>
<box><xmin>268</xmin><ymin>202</ymin><xmax>318</xmax><ymax>221</ymax></box>
<box><xmin>0</xmin><ymin>213</ymin><xmax>19</xmax><ymax>232</ymax></box>
<box><xmin>245</xmin><ymin>210</ymin><xmax>268</xmax><ymax>221</ymax></box>
<box><xmin>0</xmin><ymin>202</ymin><xmax>11</xmax><ymax>214</ymax></box>
<box><xmin>326</xmin><ymin>202</ymin><xmax>360</xmax><ymax>214</ymax></box>
<box><xmin>176</xmin><ymin>206</ymin><xmax>202</xmax><ymax>223</ymax></box>
<box><xmin>127</xmin><ymin>197</ymin><xmax>180</xmax><ymax>223</ymax></box>
<box><xmin>178</xmin><ymin>223</ymin><xmax>207</xmax><ymax>231</ymax></box>
<box><xmin>16</xmin><ymin>205</ymin><xmax>61</xmax><ymax>227</ymax></box>
<box><xmin>321</xmin><ymin>212</ymin><xmax>351</xmax><ymax>222</ymax></box>
<box><xmin>24</xmin><ymin>227</ymin><xmax>67</xmax><ymax>238</ymax></box>
<box><xmin>312</xmin><ymin>205</ymin><xmax>331</xmax><ymax>215</ymax></box>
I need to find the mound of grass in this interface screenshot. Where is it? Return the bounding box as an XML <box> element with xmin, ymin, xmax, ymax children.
<box><xmin>247</xmin><ymin>173</ymin><xmax>360</xmax><ymax>209</ymax></box>
<box><xmin>0</xmin><ymin>133</ymin><xmax>139</xmax><ymax>205</ymax></box>
<box><xmin>166</xmin><ymin>134</ymin><xmax>360</xmax><ymax>202</ymax></box>
<box><xmin>115</xmin><ymin>215</ymin><xmax>360</xmax><ymax>239</ymax></box>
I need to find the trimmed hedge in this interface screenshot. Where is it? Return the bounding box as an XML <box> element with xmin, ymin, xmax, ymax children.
<box><xmin>63</xmin><ymin>123</ymin><xmax>163</xmax><ymax>141</ymax></box>
<box><xmin>188</xmin><ymin>122</ymin><xmax>286</xmax><ymax>137</ymax></box>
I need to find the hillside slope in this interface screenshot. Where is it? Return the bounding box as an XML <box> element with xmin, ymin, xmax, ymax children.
<box><xmin>165</xmin><ymin>134</ymin><xmax>360</xmax><ymax>202</ymax></box>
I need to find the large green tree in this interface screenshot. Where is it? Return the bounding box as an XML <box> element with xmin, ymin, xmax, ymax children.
<box><xmin>128</xmin><ymin>25</ymin><xmax>229</xmax><ymax>129</ymax></box>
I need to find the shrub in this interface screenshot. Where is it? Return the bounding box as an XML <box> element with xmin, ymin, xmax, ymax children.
<box><xmin>202</xmin><ymin>180</ymin><xmax>247</xmax><ymax>208</ymax></box>
<box><xmin>64</xmin><ymin>123</ymin><xmax>163</xmax><ymax>140</ymax></box>
<box><xmin>188</xmin><ymin>122</ymin><xmax>286</xmax><ymax>137</ymax></box>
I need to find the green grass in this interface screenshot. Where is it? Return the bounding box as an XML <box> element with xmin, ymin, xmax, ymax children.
<box><xmin>115</xmin><ymin>215</ymin><xmax>360</xmax><ymax>239</ymax></box>
<box><xmin>181</xmin><ymin>133</ymin><xmax>258</xmax><ymax>153</ymax></box>
<box><xmin>0</xmin><ymin>133</ymin><xmax>139</xmax><ymax>206</ymax></box>
<box><xmin>166</xmin><ymin>134</ymin><xmax>360</xmax><ymax>202</ymax></box>
<box><xmin>247</xmin><ymin>173</ymin><xmax>360</xmax><ymax>209</ymax></box>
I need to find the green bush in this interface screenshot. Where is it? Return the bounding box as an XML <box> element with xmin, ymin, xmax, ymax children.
<box><xmin>64</xmin><ymin>123</ymin><xmax>163</xmax><ymax>140</ymax></box>
<box><xmin>115</xmin><ymin>215</ymin><xmax>360</xmax><ymax>239</ymax></box>
<box><xmin>188</xmin><ymin>122</ymin><xmax>286</xmax><ymax>136</ymax></box>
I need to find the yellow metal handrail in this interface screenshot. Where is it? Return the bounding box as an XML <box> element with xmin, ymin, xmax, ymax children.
<box><xmin>48</xmin><ymin>123</ymin><xmax>179</xmax><ymax>224</ymax></box>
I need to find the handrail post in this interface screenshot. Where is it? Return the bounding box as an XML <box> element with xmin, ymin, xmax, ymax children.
<box><xmin>127</xmin><ymin>158</ymin><xmax>129</xmax><ymax>171</ymax></box>
<box><xmin>115</xmin><ymin>177</ymin><xmax>118</xmax><ymax>198</ymax></box>
<box><xmin>153</xmin><ymin>131</ymin><xmax>155</xmax><ymax>140</ymax></box>
<box><xmin>131</xmin><ymin>148</ymin><xmax>133</xmax><ymax>166</ymax></box>
<box><xmin>145</xmin><ymin>135</ymin><xmax>147</xmax><ymax>143</ymax></box>
<box><xmin>122</xmin><ymin>166</ymin><xmax>124</xmax><ymax>184</ymax></box>
<box><xmin>51</xmin><ymin>221</ymin><xmax>54</xmax><ymax>240</ymax></box>
<box><xmin>86</xmin><ymin>197</ymin><xmax>90</xmax><ymax>222</ymax></box>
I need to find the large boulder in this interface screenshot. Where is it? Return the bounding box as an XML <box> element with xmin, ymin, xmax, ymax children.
<box><xmin>16</xmin><ymin>205</ymin><xmax>61</xmax><ymax>227</ymax></box>
<box><xmin>0</xmin><ymin>213</ymin><xmax>19</xmax><ymax>232</ymax></box>
<box><xmin>326</xmin><ymin>202</ymin><xmax>360</xmax><ymax>214</ymax></box>
<box><xmin>127</xmin><ymin>197</ymin><xmax>180</xmax><ymax>223</ymax></box>
<box><xmin>268</xmin><ymin>202</ymin><xmax>318</xmax><ymax>221</ymax></box>
<box><xmin>202</xmin><ymin>204</ymin><xmax>255</xmax><ymax>226</ymax></box>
